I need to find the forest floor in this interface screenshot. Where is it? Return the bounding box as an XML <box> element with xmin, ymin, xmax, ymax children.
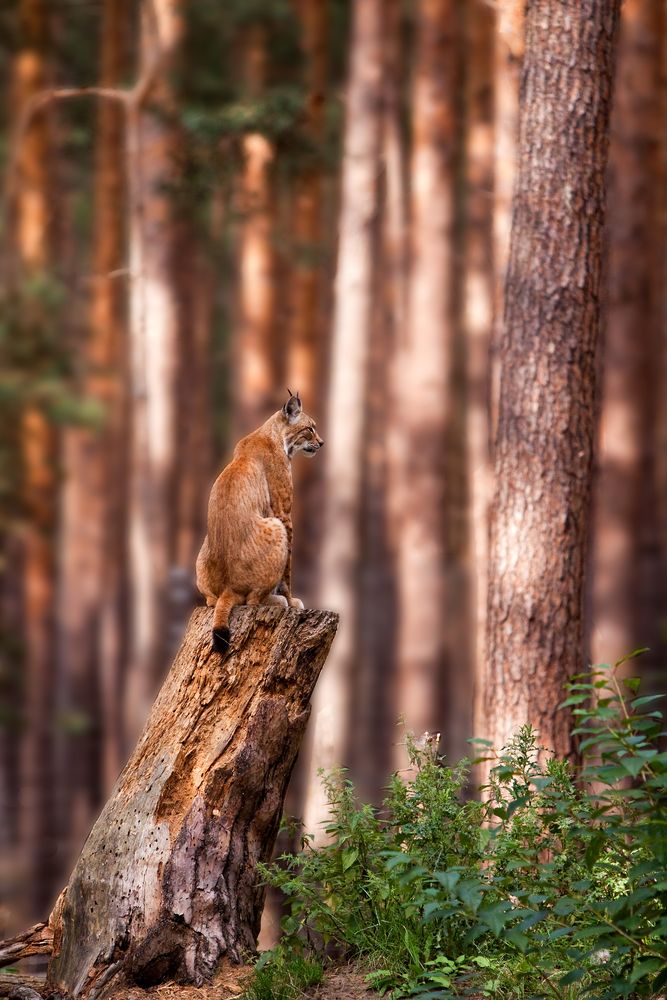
<box><xmin>1</xmin><ymin>962</ymin><xmax>381</xmax><ymax>999</ymax></box>
<box><xmin>121</xmin><ymin>965</ymin><xmax>379</xmax><ymax>1000</ymax></box>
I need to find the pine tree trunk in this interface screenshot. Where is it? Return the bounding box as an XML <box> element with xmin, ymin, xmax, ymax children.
<box><xmin>125</xmin><ymin>0</ymin><xmax>183</xmax><ymax>750</ymax></box>
<box><xmin>287</xmin><ymin>0</ymin><xmax>327</xmax><ymax>606</ymax></box>
<box><xmin>11</xmin><ymin>0</ymin><xmax>58</xmax><ymax>921</ymax></box>
<box><xmin>57</xmin><ymin>0</ymin><xmax>130</xmax><ymax>873</ymax></box>
<box><xmin>395</xmin><ymin>0</ymin><xmax>457</xmax><ymax>756</ymax></box>
<box><xmin>482</xmin><ymin>0</ymin><xmax>621</xmax><ymax>757</ymax></box>
<box><xmin>349</xmin><ymin>0</ymin><xmax>405</xmax><ymax>802</ymax></box>
<box><xmin>234</xmin><ymin>23</ymin><xmax>277</xmax><ymax>436</ymax></box>
<box><xmin>657</xmin><ymin>11</ymin><xmax>667</xmax><ymax>654</ymax></box>
<box><xmin>490</xmin><ymin>0</ymin><xmax>523</xmax><ymax>437</ymax></box>
<box><xmin>301</xmin><ymin>0</ymin><xmax>384</xmax><ymax>836</ymax></box>
<box><xmin>45</xmin><ymin>607</ymin><xmax>337</xmax><ymax>999</ymax></box>
<box><xmin>171</xmin><ymin>223</ymin><xmax>214</xmax><ymax>659</ymax></box>
<box><xmin>464</xmin><ymin>0</ymin><xmax>494</xmax><ymax>758</ymax></box>
<box><xmin>591</xmin><ymin>0</ymin><xmax>664</xmax><ymax>671</ymax></box>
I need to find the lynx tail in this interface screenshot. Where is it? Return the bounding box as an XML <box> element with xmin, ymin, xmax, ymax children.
<box><xmin>211</xmin><ymin>589</ymin><xmax>240</xmax><ymax>654</ymax></box>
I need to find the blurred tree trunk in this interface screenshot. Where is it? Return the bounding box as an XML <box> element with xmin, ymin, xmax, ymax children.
<box><xmin>302</xmin><ymin>0</ymin><xmax>384</xmax><ymax>836</ymax></box>
<box><xmin>171</xmin><ymin>220</ymin><xmax>214</xmax><ymax>653</ymax></box>
<box><xmin>591</xmin><ymin>0</ymin><xmax>664</xmax><ymax>670</ymax></box>
<box><xmin>234</xmin><ymin>23</ymin><xmax>277</xmax><ymax>436</ymax></box>
<box><xmin>57</xmin><ymin>0</ymin><xmax>130</xmax><ymax>870</ymax></box>
<box><xmin>287</xmin><ymin>0</ymin><xmax>326</xmax><ymax>404</ymax></box>
<box><xmin>350</xmin><ymin>0</ymin><xmax>405</xmax><ymax>801</ymax></box>
<box><xmin>491</xmin><ymin>0</ymin><xmax>523</xmax><ymax>438</ymax></box>
<box><xmin>383</xmin><ymin>0</ymin><xmax>409</xmax><ymax>557</ymax></box>
<box><xmin>125</xmin><ymin>0</ymin><xmax>183</xmax><ymax>751</ymax></box>
<box><xmin>463</xmin><ymin>0</ymin><xmax>494</xmax><ymax>751</ymax></box>
<box><xmin>287</xmin><ymin>0</ymin><xmax>327</xmax><ymax>606</ymax></box>
<box><xmin>657</xmin><ymin>12</ymin><xmax>667</xmax><ymax>660</ymax></box>
<box><xmin>482</xmin><ymin>0</ymin><xmax>620</xmax><ymax>758</ymax></box>
<box><xmin>11</xmin><ymin>0</ymin><xmax>57</xmax><ymax>920</ymax></box>
<box><xmin>395</xmin><ymin>0</ymin><xmax>457</xmax><ymax>757</ymax></box>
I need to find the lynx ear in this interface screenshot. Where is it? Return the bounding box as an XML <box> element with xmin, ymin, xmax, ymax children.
<box><xmin>283</xmin><ymin>391</ymin><xmax>302</xmax><ymax>424</ymax></box>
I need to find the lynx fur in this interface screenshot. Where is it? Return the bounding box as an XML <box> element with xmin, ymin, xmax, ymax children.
<box><xmin>196</xmin><ymin>392</ymin><xmax>323</xmax><ymax>652</ymax></box>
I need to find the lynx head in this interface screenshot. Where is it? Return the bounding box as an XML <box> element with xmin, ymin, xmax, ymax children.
<box><xmin>281</xmin><ymin>390</ymin><xmax>324</xmax><ymax>458</ymax></box>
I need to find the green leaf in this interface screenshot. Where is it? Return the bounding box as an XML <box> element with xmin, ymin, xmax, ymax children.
<box><xmin>585</xmin><ymin>831</ymin><xmax>606</xmax><ymax>868</ymax></box>
<box><xmin>615</xmin><ymin>647</ymin><xmax>650</xmax><ymax>667</ymax></box>
<box><xmin>619</xmin><ymin>755</ymin><xmax>646</xmax><ymax>778</ymax></box>
<box><xmin>571</xmin><ymin>925</ymin><xmax>612</xmax><ymax>941</ymax></box>
<box><xmin>341</xmin><ymin>848</ymin><xmax>358</xmax><ymax>871</ymax></box>
<box><xmin>653</xmin><ymin>966</ymin><xmax>667</xmax><ymax>990</ymax></box>
<box><xmin>559</xmin><ymin>694</ymin><xmax>590</xmax><ymax>708</ymax></box>
<box><xmin>435</xmin><ymin>870</ymin><xmax>461</xmax><ymax>894</ymax></box>
<box><xmin>559</xmin><ymin>968</ymin><xmax>586</xmax><ymax>986</ymax></box>
<box><xmin>457</xmin><ymin>879</ymin><xmax>484</xmax><ymax>913</ymax></box>
<box><xmin>547</xmin><ymin>926</ymin><xmax>573</xmax><ymax>941</ymax></box>
<box><xmin>478</xmin><ymin>901</ymin><xmax>512</xmax><ymax>935</ymax></box>
<box><xmin>516</xmin><ymin>909</ymin><xmax>548</xmax><ymax>932</ymax></box>
<box><xmin>628</xmin><ymin>957</ymin><xmax>664</xmax><ymax>985</ymax></box>
<box><xmin>631</xmin><ymin>694</ymin><xmax>666</xmax><ymax>709</ymax></box>
<box><xmin>505</xmin><ymin>928</ymin><xmax>530</xmax><ymax>952</ymax></box>
<box><xmin>384</xmin><ymin>852</ymin><xmax>412</xmax><ymax>870</ymax></box>
<box><xmin>553</xmin><ymin>897</ymin><xmax>578</xmax><ymax>916</ymax></box>
<box><xmin>506</xmin><ymin>795</ymin><xmax>529</xmax><ymax>819</ymax></box>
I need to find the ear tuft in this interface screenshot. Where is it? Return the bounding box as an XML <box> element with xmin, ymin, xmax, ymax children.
<box><xmin>283</xmin><ymin>393</ymin><xmax>302</xmax><ymax>424</ymax></box>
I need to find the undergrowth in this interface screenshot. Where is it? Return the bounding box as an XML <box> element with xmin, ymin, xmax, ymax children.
<box><xmin>246</xmin><ymin>651</ymin><xmax>667</xmax><ymax>999</ymax></box>
<box><xmin>241</xmin><ymin>951</ymin><xmax>324</xmax><ymax>1000</ymax></box>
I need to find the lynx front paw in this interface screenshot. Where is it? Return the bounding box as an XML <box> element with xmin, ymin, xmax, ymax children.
<box><xmin>288</xmin><ymin>596</ymin><xmax>304</xmax><ymax>611</ymax></box>
<box><xmin>212</xmin><ymin>627</ymin><xmax>231</xmax><ymax>654</ymax></box>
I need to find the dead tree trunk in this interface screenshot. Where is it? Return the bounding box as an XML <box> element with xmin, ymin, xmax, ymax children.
<box><xmin>32</xmin><ymin>605</ymin><xmax>337</xmax><ymax>999</ymax></box>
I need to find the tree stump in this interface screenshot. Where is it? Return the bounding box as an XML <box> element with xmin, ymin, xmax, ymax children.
<box><xmin>44</xmin><ymin>605</ymin><xmax>337</xmax><ymax>999</ymax></box>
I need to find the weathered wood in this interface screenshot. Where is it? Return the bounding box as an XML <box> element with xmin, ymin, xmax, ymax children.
<box><xmin>0</xmin><ymin>922</ymin><xmax>52</xmax><ymax>968</ymax></box>
<box><xmin>45</xmin><ymin>606</ymin><xmax>337</xmax><ymax>999</ymax></box>
<box><xmin>0</xmin><ymin>972</ymin><xmax>46</xmax><ymax>1000</ymax></box>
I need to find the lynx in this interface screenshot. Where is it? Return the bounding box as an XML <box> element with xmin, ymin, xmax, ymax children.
<box><xmin>196</xmin><ymin>392</ymin><xmax>323</xmax><ymax>653</ymax></box>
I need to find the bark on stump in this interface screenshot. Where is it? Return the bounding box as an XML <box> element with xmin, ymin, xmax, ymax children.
<box><xmin>45</xmin><ymin>605</ymin><xmax>337</xmax><ymax>999</ymax></box>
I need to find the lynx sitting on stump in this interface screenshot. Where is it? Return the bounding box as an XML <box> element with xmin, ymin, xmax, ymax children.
<box><xmin>196</xmin><ymin>391</ymin><xmax>324</xmax><ymax>653</ymax></box>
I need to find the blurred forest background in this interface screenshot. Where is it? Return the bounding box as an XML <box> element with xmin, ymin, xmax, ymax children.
<box><xmin>0</xmin><ymin>0</ymin><xmax>666</xmax><ymax>941</ymax></box>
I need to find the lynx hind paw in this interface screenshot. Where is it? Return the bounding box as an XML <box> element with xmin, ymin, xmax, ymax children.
<box><xmin>288</xmin><ymin>596</ymin><xmax>304</xmax><ymax>611</ymax></box>
<box><xmin>212</xmin><ymin>627</ymin><xmax>231</xmax><ymax>655</ymax></box>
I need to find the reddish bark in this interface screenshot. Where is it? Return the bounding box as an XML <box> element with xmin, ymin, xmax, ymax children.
<box><xmin>483</xmin><ymin>0</ymin><xmax>621</xmax><ymax>757</ymax></box>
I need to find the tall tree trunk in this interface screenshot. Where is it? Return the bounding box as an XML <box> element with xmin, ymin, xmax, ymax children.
<box><xmin>482</xmin><ymin>0</ymin><xmax>621</xmax><ymax>758</ymax></box>
<box><xmin>349</xmin><ymin>0</ymin><xmax>405</xmax><ymax>802</ymax></box>
<box><xmin>591</xmin><ymin>0</ymin><xmax>664</xmax><ymax>672</ymax></box>
<box><xmin>657</xmin><ymin>9</ymin><xmax>667</xmax><ymax>666</ymax></box>
<box><xmin>394</xmin><ymin>0</ymin><xmax>457</xmax><ymax>758</ymax></box>
<box><xmin>172</xmin><ymin>221</ymin><xmax>214</xmax><ymax>655</ymax></box>
<box><xmin>57</xmin><ymin>0</ymin><xmax>130</xmax><ymax>874</ymax></box>
<box><xmin>491</xmin><ymin>0</ymin><xmax>523</xmax><ymax>438</ymax></box>
<box><xmin>125</xmin><ymin>0</ymin><xmax>183</xmax><ymax>751</ymax></box>
<box><xmin>234</xmin><ymin>23</ymin><xmax>277</xmax><ymax>436</ymax></box>
<box><xmin>301</xmin><ymin>0</ymin><xmax>384</xmax><ymax>836</ymax></box>
<box><xmin>11</xmin><ymin>0</ymin><xmax>57</xmax><ymax>921</ymax></box>
<box><xmin>287</xmin><ymin>0</ymin><xmax>327</xmax><ymax>606</ymax></box>
<box><xmin>464</xmin><ymin>0</ymin><xmax>495</xmax><ymax>750</ymax></box>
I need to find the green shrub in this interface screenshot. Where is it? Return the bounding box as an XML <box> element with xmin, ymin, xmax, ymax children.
<box><xmin>242</xmin><ymin>950</ymin><xmax>323</xmax><ymax>1000</ymax></box>
<box><xmin>253</xmin><ymin>651</ymin><xmax>667</xmax><ymax>999</ymax></box>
